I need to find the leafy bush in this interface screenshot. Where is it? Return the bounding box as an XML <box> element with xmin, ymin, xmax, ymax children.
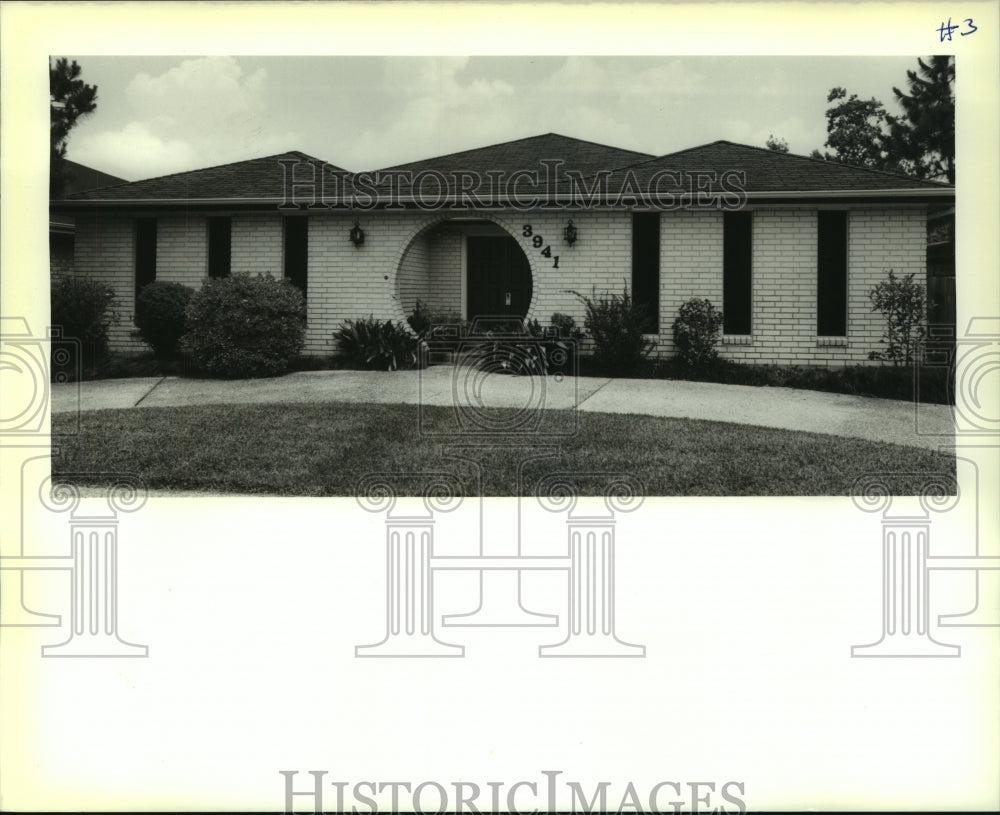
<box><xmin>407</xmin><ymin>299</ymin><xmax>470</xmax><ymax>342</ymax></box>
<box><xmin>549</xmin><ymin>312</ymin><xmax>584</xmax><ymax>340</ymax></box>
<box><xmin>50</xmin><ymin>274</ymin><xmax>118</xmax><ymax>374</ymax></box>
<box><xmin>569</xmin><ymin>283</ymin><xmax>656</xmax><ymax>374</ymax></box>
<box><xmin>134</xmin><ymin>281</ymin><xmax>193</xmax><ymax>358</ymax></box>
<box><xmin>672</xmin><ymin>297</ymin><xmax>724</xmax><ymax>367</ymax></box>
<box><xmin>867</xmin><ymin>269</ymin><xmax>928</xmax><ymax>366</ymax></box>
<box><xmin>334</xmin><ymin>316</ymin><xmax>422</xmax><ymax>371</ymax></box>
<box><xmin>181</xmin><ymin>273</ymin><xmax>306</xmax><ymax>378</ymax></box>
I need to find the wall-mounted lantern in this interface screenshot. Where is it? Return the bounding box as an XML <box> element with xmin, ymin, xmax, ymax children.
<box><xmin>349</xmin><ymin>221</ymin><xmax>365</xmax><ymax>247</ymax></box>
<box><xmin>563</xmin><ymin>218</ymin><xmax>578</xmax><ymax>246</ymax></box>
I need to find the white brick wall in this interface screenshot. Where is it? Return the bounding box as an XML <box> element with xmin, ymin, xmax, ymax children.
<box><xmin>69</xmin><ymin>204</ymin><xmax>928</xmax><ymax>364</ymax></box>
<box><xmin>396</xmin><ymin>231</ymin><xmax>431</xmax><ymax>317</ymax></box>
<box><xmin>157</xmin><ymin>213</ymin><xmax>207</xmax><ymax>288</ymax></box>
<box><xmin>232</xmin><ymin>212</ymin><xmax>282</xmax><ymax>276</ymax></box>
<box><xmin>72</xmin><ymin>212</ymin><xmax>144</xmax><ymax>352</ymax></box>
<box><xmin>428</xmin><ymin>229</ymin><xmax>463</xmax><ymax>314</ymax></box>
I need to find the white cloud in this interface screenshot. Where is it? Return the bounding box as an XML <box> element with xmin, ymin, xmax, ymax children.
<box><xmin>69</xmin><ymin>57</ymin><xmax>303</xmax><ymax>179</ymax></box>
<box><xmin>339</xmin><ymin>58</ymin><xmax>519</xmax><ymax>169</ymax></box>
<box><xmin>540</xmin><ymin>57</ymin><xmax>705</xmax><ymax>98</ymax></box>
<box><xmin>126</xmin><ymin>56</ymin><xmax>267</xmax><ymax>127</ymax></box>
<box><xmin>71</xmin><ymin>122</ymin><xmax>197</xmax><ymax>179</ymax></box>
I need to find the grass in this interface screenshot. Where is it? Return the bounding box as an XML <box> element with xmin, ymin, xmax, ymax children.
<box><xmin>51</xmin><ymin>402</ymin><xmax>955</xmax><ymax>497</ymax></box>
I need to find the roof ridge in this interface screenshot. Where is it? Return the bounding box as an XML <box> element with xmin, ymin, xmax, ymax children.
<box><xmin>704</xmin><ymin>139</ymin><xmax>952</xmax><ymax>187</ymax></box>
<box><xmin>374</xmin><ymin>131</ymin><xmax>654</xmax><ymax>172</ymax></box>
<box><xmin>596</xmin><ymin>138</ymin><xmax>951</xmax><ymax>188</ymax></box>
<box><xmin>84</xmin><ymin>150</ymin><xmax>339</xmax><ymax>192</ymax></box>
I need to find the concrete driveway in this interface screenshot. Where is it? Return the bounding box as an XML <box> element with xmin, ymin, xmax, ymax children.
<box><xmin>50</xmin><ymin>367</ymin><xmax>956</xmax><ymax>451</ymax></box>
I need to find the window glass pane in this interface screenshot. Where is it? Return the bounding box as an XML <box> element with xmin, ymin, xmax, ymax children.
<box><xmin>208</xmin><ymin>217</ymin><xmax>231</xmax><ymax>279</ymax></box>
<box><xmin>284</xmin><ymin>217</ymin><xmax>308</xmax><ymax>297</ymax></box>
<box><xmin>817</xmin><ymin>211</ymin><xmax>848</xmax><ymax>336</ymax></box>
<box><xmin>631</xmin><ymin>212</ymin><xmax>660</xmax><ymax>332</ymax></box>
<box><xmin>723</xmin><ymin>211</ymin><xmax>752</xmax><ymax>335</ymax></box>
<box><xmin>135</xmin><ymin>218</ymin><xmax>156</xmax><ymax>294</ymax></box>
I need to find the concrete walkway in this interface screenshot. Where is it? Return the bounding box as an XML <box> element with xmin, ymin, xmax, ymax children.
<box><xmin>49</xmin><ymin>367</ymin><xmax>956</xmax><ymax>451</ymax></box>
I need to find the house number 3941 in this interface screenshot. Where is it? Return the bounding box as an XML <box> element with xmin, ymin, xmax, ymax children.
<box><xmin>522</xmin><ymin>225</ymin><xmax>560</xmax><ymax>268</ymax></box>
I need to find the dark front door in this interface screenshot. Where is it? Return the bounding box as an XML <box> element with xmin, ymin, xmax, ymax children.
<box><xmin>466</xmin><ymin>235</ymin><xmax>533</xmax><ymax>321</ymax></box>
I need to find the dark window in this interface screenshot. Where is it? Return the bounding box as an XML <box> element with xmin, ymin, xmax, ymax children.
<box><xmin>208</xmin><ymin>217</ymin><xmax>232</xmax><ymax>279</ymax></box>
<box><xmin>284</xmin><ymin>217</ymin><xmax>308</xmax><ymax>297</ymax></box>
<box><xmin>723</xmin><ymin>211</ymin><xmax>753</xmax><ymax>335</ymax></box>
<box><xmin>817</xmin><ymin>211</ymin><xmax>848</xmax><ymax>336</ymax></box>
<box><xmin>134</xmin><ymin>218</ymin><xmax>157</xmax><ymax>294</ymax></box>
<box><xmin>631</xmin><ymin>212</ymin><xmax>660</xmax><ymax>332</ymax></box>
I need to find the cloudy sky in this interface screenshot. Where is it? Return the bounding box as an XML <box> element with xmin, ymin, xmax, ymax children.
<box><xmin>64</xmin><ymin>55</ymin><xmax>927</xmax><ymax>182</ymax></box>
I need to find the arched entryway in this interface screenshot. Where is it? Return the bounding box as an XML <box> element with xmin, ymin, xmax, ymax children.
<box><xmin>394</xmin><ymin>217</ymin><xmax>534</xmax><ymax>325</ymax></box>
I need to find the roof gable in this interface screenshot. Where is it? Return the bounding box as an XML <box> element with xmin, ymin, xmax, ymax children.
<box><xmin>56</xmin><ymin>160</ymin><xmax>130</xmax><ymax>198</ymax></box>
<box><xmin>69</xmin><ymin>151</ymin><xmax>346</xmax><ymax>201</ymax></box>
<box><xmin>375</xmin><ymin>132</ymin><xmax>654</xmax><ymax>178</ymax></box>
<box><xmin>58</xmin><ymin>136</ymin><xmax>953</xmax><ymax>208</ymax></box>
<box><xmin>601</xmin><ymin>140</ymin><xmax>953</xmax><ymax>195</ymax></box>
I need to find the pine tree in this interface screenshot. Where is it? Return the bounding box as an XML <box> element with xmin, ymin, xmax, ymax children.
<box><xmin>50</xmin><ymin>58</ymin><xmax>98</xmax><ymax>196</ymax></box>
<box><xmin>887</xmin><ymin>56</ymin><xmax>955</xmax><ymax>183</ymax></box>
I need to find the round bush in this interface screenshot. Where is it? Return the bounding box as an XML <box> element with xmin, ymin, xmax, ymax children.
<box><xmin>181</xmin><ymin>273</ymin><xmax>306</xmax><ymax>378</ymax></box>
<box><xmin>50</xmin><ymin>274</ymin><xmax>118</xmax><ymax>373</ymax></box>
<box><xmin>135</xmin><ymin>281</ymin><xmax>194</xmax><ymax>358</ymax></box>
<box><xmin>672</xmin><ymin>297</ymin><xmax>723</xmax><ymax>367</ymax></box>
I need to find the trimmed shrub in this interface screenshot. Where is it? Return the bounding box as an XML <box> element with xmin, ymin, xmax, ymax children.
<box><xmin>868</xmin><ymin>269</ymin><xmax>928</xmax><ymax>366</ymax></box>
<box><xmin>407</xmin><ymin>299</ymin><xmax>470</xmax><ymax>340</ymax></box>
<box><xmin>672</xmin><ymin>297</ymin><xmax>724</xmax><ymax>367</ymax></box>
<box><xmin>181</xmin><ymin>273</ymin><xmax>306</xmax><ymax>378</ymax></box>
<box><xmin>569</xmin><ymin>283</ymin><xmax>656</xmax><ymax>375</ymax></box>
<box><xmin>549</xmin><ymin>312</ymin><xmax>584</xmax><ymax>340</ymax></box>
<box><xmin>334</xmin><ymin>316</ymin><xmax>422</xmax><ymax>371</ymax></box>
<box><xmin>135</xmin><ymin>281</ymin><xmax>194</xmax><ymax>358</ymax></box>
<box><xmin>50</xmin><ymin>274</ymin><xmax>118</xmax><ymax>374</ymax></box>
<box><xmin>645</xmin><ymin>358</ymin><xmax>952</xmax><ymax>405</ymax></box>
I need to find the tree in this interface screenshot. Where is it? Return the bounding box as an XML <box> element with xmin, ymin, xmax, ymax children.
<box><xmin>867</xmin><ymin>269</ymin><xmax>928</xmax><ymax>367</ymax></box>
<box><xmin>887</xmin><ymin>56</ymin><xmax>955</xmax><ymax>183</ymax></box>
<box><xmin>812</xmin><ymin>56</ymin><xmax>955</xmax><ymax>182</ymax></box>
<box><xmin>813</xmin><ymin>87</ymin><xmax>903</xmax><ymax>173</ymax></box>
<box><xmin>50</xmin><ymin>58</ymin><xmax>98</xmax><ymax>196</ymax></box>
<box><xmin>765</xmin><ymin>134</ymin><xmax>789</xmax><ymax>153</ymax></box>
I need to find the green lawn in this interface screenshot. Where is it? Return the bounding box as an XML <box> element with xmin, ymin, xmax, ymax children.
<box><xmin>50</xmin><ymin>402</ymin><xmax>955</xmax><ymax>497</ymax></box>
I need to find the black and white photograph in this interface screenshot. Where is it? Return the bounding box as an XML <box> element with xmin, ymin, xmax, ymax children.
<box><xmin>1</xmin><ymin>1</ymin><xmax>998</xmax><ymax>812</ymax></box>
<box><xmin>44</xmin><ymin>53</ymin><xmax>961</xmax><ymax>497</ymax></box>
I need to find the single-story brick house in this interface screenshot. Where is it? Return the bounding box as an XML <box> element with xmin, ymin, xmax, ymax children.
<box><xmin>51</xmin><ymin>133</ymin><xmax>954</xmax><ymax>365</ymax></box>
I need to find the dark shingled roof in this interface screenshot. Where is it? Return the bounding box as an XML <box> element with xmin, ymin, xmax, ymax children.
<box><xmin>359</xmin><ymin>133</ymin><xmax>653</xmax><ymax>205</ymax></box>
<box><xmin>51</xmin><ymin>160</ymin><xmax>131</xmax><ymax>229</ymax></box>
<box><xmin>595</xmin><ymin>140</ymin><xmax>953</xmax><ymax>196</ymax></box>
<box><xmin>370</xmin><ymin>132</ymin><xmax>654</xmax><ymax>189</ymax></box>
<box><xmin>55</xmin><ymin>159</ymin><xmax>129</xmax><ymax>198</ymax></box>
<box><xmin>57</xmin><ymin>137</ymin><xmax>953</xmax><ymax>208</ymax></box>
<box><xmin>68</xmin><ymin>151</ymin><xmax>346</xmax><ymax>201</ymax></box>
